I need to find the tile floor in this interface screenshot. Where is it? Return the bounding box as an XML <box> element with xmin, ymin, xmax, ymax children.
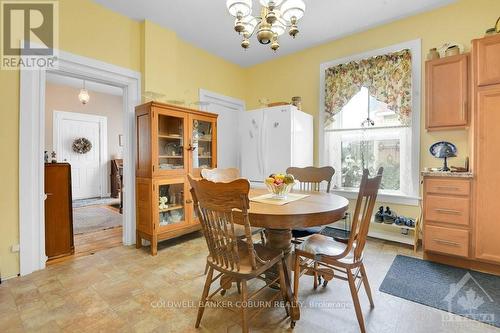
<box><xmin>1</xmin><ymin>233</ymin><xmax>499</xmax><ymax>333</ymax></box>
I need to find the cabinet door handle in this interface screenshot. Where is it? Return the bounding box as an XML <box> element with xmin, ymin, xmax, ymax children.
<box><xmin>186</xmin><ymin>199</ymin><xmax>193</xmax><ymax>204</ymax></box>
<box><xmin>433</xmin><ymin>238</ymin><xmax>460</xmax><ymax>247</ymax></box>
<box><xmin>435</xmin><ymin>208</ymin><xmax>461</xmax><ymax>215</ymax></box>
<box><xmin>436</xmin><ymin>186</ymin><xmax>459</xmax><ymax>191</ymax></box>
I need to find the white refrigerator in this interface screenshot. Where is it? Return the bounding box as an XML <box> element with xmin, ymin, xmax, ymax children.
<box><xmin>240</xmin><ymin>105</ymin><xmax>313</xmax><ymax>184</ymax></box>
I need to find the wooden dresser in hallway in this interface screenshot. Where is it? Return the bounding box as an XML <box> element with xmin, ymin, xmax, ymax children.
<box><xmin>44</xmin><ymin>163</ymin><xmax>74</xmax><ymax>260</ymax></box>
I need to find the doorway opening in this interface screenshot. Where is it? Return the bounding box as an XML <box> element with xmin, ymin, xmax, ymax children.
<box><xmin>44</xmin><ymin>73</ymin><xmax>125</xmax><ymax>260</ymax></box>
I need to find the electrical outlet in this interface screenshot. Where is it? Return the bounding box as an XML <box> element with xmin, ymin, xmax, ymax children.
<box><xmin>11</xmin><ymin>244</ymin><xmax>20</xmax><ymax>252</ymax></box>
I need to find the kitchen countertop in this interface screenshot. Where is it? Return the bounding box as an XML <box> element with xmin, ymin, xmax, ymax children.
<box><xmin>421</xmin><ymin>171</ymin><xmax>474</xmax><ymax>178</ymax></box>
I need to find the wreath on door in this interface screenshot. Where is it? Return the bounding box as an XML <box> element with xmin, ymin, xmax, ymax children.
<box><xmin>72</xmin><ymin>137</ymin><xmax>92</xmax><ymax>154</ymax></box>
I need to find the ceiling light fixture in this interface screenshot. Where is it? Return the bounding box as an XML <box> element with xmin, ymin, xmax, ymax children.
<box><xmin>78</xmin><ymin>80</ymin><xmax>90</xmax><ymax>105</ymax></box>
<box><xmin>226</xmin><ymin>0</ymin><xmax>306</xmax><ymax>52</ymax></box>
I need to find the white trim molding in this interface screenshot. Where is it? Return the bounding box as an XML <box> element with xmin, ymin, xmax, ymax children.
<box><xmin>19</xmin><ymin>48</ymin><xmax>141</xmax><ymax>276</ymax></box>
<box><xmin>318</xmin><ymin>39</ymin><xmax>422</xmax><ymax>206</ymax></box>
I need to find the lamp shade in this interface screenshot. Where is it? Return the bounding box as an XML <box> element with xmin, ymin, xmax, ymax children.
<box><xmin>259</xmin><ymin>0</ymin><xmax>284</xmax><ymax>7</ymax></box>
<box><xmin>271</xmin><ymin>18</ymin><xmax>286</xmax><ymax>36</ymax></box>
<box><xmin>238</xmin><ymin>15</ymin><xmax>258</xmax><ymax>34</ymax></box>
<box><xmin>226</xmin><ymin>0</ymin><xmax>252</xmax><ymax>17</ymax></box>
<box><xmin>281</xmin><ymin>0</ymin><xmax>305</xmax><ymax>22</ymax></box>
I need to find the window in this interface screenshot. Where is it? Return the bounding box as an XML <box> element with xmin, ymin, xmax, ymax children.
<box><xmin>320</xmin><ymin>40</ymin><xmax>421</xmax><ymax>205</ymax></box>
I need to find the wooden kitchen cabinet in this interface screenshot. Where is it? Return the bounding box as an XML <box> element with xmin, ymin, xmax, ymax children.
<box><xmin>474</xmin><ymin>34</ymin><xmax>500</xmax><ymax>87</ymax></box>
<box><xmin>423</xmin><ymin>176</ymin><xmax>472</xmax><ymax>259</ymax></box>
<box><xmin>135</xmin><ymin>102</ymin><xmax>218</xmax><ymax>255</ymax></box>
<box><xmin>425</xmin><ymin>54</ymin><xmax>469</xmax><ymax>130</ymax></box>
<box><xmin>471</xmin><ymin>35</ymin><xmax>500</xmax><ymax>265</ymax></box>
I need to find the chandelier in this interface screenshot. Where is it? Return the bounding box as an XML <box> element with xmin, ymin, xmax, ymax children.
<box><xmin>226</xmin><ymin>0</ymin><xmax>306</xmax><ymax>51</ymax></box>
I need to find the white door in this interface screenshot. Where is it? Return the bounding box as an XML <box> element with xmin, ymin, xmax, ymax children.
<box><xmin>54</xmin><ymin>111</ymin><xmax>107</xmax><ymax>200</ymax></box>
<box><xmin>199</xmin><ymin>90</ymin><xmax>245</xmax><ymax>170</ymax></box>
<box><xmin>205</xmin><ymin>102</ymin><xmax>241</xmax><ymax>169</ymax></box>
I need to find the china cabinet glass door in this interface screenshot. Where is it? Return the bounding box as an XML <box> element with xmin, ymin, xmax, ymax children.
<box><xmin>157</xmin><ymin>113</ymin><xmax>186</xmax><ymax>173</ymax></box>
<box><xmin>190</xmin><ymin>116</ymin><xmax>216</xmax><ymax>175</ymax></box>
<box><xmin>156</xmin><ymin>179</ymin><xmax>186</xmax><ymax>230</ymax></box>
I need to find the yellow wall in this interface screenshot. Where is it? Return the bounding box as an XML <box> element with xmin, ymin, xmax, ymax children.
<box><xmin>243</xmin><ymin>0</ymin><xmax>500</xmax><ymax>229</ymax></box>
<box><xmin>142</xmin><ymin>20</ymin><xmax>246</xmax><ymax>103</ymax></box>
<box><xmin>1</xmin><ymin>0</ymin><xmax>498</xmax><ymax>278</ymax></box>
<box><xmin>0</xmin><ymin>1</ymin><xmax>246</xmax><ymax>278</ymax></box>
<box><xmin>245</xmin><ymin>0</ymin><xmax>499</xmax><ymax>170</ymax></box>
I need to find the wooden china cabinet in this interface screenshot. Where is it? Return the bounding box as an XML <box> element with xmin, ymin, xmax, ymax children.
<box><xmin>135</xmin><ymin>101</ymin><xmax>218</xmax><ymax>255</ymax></box>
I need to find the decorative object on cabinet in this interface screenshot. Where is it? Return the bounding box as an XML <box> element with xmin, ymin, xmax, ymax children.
<box><xmin>51</xmin><ymin>151</ymin><xmax>57</xmax><ymax>163</ymax></box>
<box><xmin>44</xmin><ymin>163</ymin><xmax>74</xmax><ymax>260</ymax></box>
<box><xmin>427</xmin><ymin>48</ymin><xmax>440</xmax><ymax>60</ymax></box>
<box><xmin>445</xmin><ymin>45</ymin><xmax>460</xmax><ymax>57</ymax></box>
<box><xmin>485</xmin><ymin>28</ymin><xmax>497</xmax><ymax>37</ymax></box>
<box><xmin>291</xmin><ymin>96</ymin><xmax>302</xmax><ymax>110</ymax></box>
<box><xmin>425</xmin><ymin>53</ymin><xmax>469</xmax><ymax>130</ymax></box>
<box><xmin>437</xmin><ymin>42</ymin><xmax>464</xmax><ymax>58</ymax></box>
<box><xmin>44</xmin><ymin>151</ymin><xmax>49</xmax><ymax>163</ymax></box>
<box><xmin>429</xmin><ymin>141</ymin><xmax>457</xmax><ymax>171</ymax></box>
<box><xmin>135</xmin><ymin>101</ymin><xmax>218</xmax><ymax>255</ymax></box>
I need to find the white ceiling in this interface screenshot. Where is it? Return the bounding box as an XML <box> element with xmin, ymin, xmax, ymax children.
<box><xmin>93</xmin><ymin>0</ymin><xmax>456</xmax><ymax>67</ymax></box>
<box><xmin>46</xmin><ymin>73</ymin><xmax>124</xmax><ymax>96</ymax></box>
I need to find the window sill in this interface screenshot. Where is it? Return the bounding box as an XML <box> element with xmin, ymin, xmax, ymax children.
<box><xmin>331</xmin><ymin>188</ymin><xmax>421</xmax><ymax>206</ymax></box>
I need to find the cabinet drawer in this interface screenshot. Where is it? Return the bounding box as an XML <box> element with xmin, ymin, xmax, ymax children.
<box><xmin>425</xmin><ymin>194</ymin><xmax>470</xmax><ymax>226</ymax></box>
<box><xmin>424</xmin><ymin>225</ymin><xmax>469</xmax><ymax>257</ymax></box>
<box><xmin>425</xmin><ymin>178</ymin><xmax>470</xmax><ymax>196</ymax></box>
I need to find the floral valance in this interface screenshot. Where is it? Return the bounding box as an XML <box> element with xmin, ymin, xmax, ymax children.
<box><xmin>324</xmin><ymin>49</ymin><xmax>412</xmax><ymax>127</ymax></box>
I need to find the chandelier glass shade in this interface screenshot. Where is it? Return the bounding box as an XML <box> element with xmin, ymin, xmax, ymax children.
<box><xmin>226</xmin><ymin>0</ymin><xmax>306</xmax><ymax>51</ymax></box>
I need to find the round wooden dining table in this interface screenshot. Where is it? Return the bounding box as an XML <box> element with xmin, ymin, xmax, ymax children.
<box><xmin>244</xmin><ymin>188</ymin><xmax>349</xmax><ymax>256</ymax></box>
<box><xmin>233</xmin><ymin>187</ymin><xmax>349</xmax><ymax>323</ymax></box>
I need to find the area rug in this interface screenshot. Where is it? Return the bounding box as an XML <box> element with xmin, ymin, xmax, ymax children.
<box><xmin>379</xmin><ymin>255</ymin><xmax>500</xmax><ymax>327</ymax></box>
<box><xmin>73</xmin><ymin>206</ymin><xmax>122</xmax><ymax>234</ymax></box>
<box><xmin>73</xmin><ymin>197</ymin><xmax>120</xmax><ymax>208</ymax></box>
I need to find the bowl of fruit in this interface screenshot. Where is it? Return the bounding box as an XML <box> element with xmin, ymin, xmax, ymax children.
<box><xmin>265</xmin><ymin>173</ymin><xmax>296</xmax><ymax>199</ymax></box>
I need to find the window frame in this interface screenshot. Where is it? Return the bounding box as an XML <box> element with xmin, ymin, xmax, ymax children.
<box><xmin>319</xmin><ymin>39</ymin><xmax>421</xmax><ymax>206</ymax></box>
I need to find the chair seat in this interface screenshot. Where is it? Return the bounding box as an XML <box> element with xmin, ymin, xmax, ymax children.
<box><xmin>207</xmin><ymin>240</ymin><xmax>281</xmax><ymax>276</ymax></box>
<box><xmin>292</xmin><ymin>227</ymin><xmax>323</xmax><ymax>238</ymax></box>
<box><xmin>234</xmin><ymin>225</ymin><xmax>264</xmax><ymax>239</ymax></box>
<box><xmin>298</xmin><ymin>234</ymin><xmax>355</xmax><ymax>263</ymax></box>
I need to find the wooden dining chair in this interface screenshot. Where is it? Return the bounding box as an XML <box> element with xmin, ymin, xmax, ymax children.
<box><xmin>201</xmin><ymin>168</ymin><xmax>266</xmax><ymax>245</ymax></box>
<box><xmin>293</xmin><ymin>168</ymin><xmax>383</xmax><ymax>333</ymax></box>
<box><xmin>286</xmin><ymin>166</ymin><xmax>335</xmax><ymax>239</ymax></box>
<box><xmin>188</xmin><ymin>175</ymin><xmax>296</xmax><ymax>332</ymax></box>
<box><xmin>201</xmin><ymin>167</ymin><xmax>240</xmax><ymax>183</ymax></box>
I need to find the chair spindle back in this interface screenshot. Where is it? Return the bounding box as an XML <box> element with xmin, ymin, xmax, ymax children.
<box><xmin>347</xmin><ymin>168</ymin><xmax>383</xmax><ymax>261</ymax></box>
<box><xmin>201</xmin><ymin>168</ymin><xmax>240</xmax><ymax>183</ymax></box>
<box><xmin>188</xmin><ymin>175</ymin><xmax>257</xmax><ymax>271</ymax></box>
<box><xmin>286</xmin><ymin>166</ymin><xmax>335</xmax><ymax>193</ymax></box>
